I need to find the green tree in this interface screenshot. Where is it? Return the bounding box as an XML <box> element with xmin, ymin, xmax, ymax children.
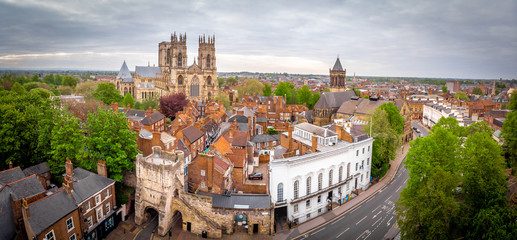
<box><xmin>378</xmin><ymin>102</ymin><xmax>404</xmax><ymax>134</ymax></box>
<box><xmin>274</xmin><ymin>81</ymin><xmax>296</xmax><ymax>104</ymax></box>
<box><xmin>75</xmin><ymin>81</ymin><xmax>98</xmax><ymax>100</ymax></box>
<box><xmin>226</xmin><ymin>77</ymin><xmax>237</xmax><ymax>86</ymax></box>
<box><xmin>134</xmin><ymin>96</ymin><xmax>159</xmax><ymax>110</ymax></box>
<box><xmin>502</xmin><ymin>110</ymin><xmax>517</xmax><ymax>169</ymax></box>
<box><xmin>454</xmin><ymin>91</ymin><xmax>469</xmax><ymax>101</ymax></box>
<box><xmin>31</xmin><ymin>74</ymin><xmax>40</xmax><ymax>82</ymax></box>
<box><xmin>509</xmin><ymin>93</ymin><xmax>517</xmax><ymax>111</ymax></box>
<box><xmin>495</xmin><ymin>89</ymin><xmax>500</xmax><ymax>95</ymax></box>
<box><xmin>215</xmin><ymin>92</ymin><xmax>231</xmax><ymax>110</ymax></box>
<box><xmin>23</xmin><ymin>82</ymin><xmax>40</xmax><ymax>91</ymax></box>
<box><xmin>62</xmin><ymin>75</ymin><xmax>78</xmax><ymax>88</ymax></box>
<box><xmin>11</xmin><ymin>82</ymin><xmax>26</xmax><ymax>95</ymax></box>
<box><xmin>309</xmin><ymin>92</ymin><xmax>320</xmax><ymax>110</ymax></box>
<box><xmin>16</xmin><ymin>76</ymin><xmax>29</xmax><ymax>85</ymax></box>
<box><xmin>82</xmin><ymin>108</ymin><xmax>138</xmax><ymax>181</ymax></box>
<box><xmin>472</xmin><ymin>87</ymin><xmax>483</xmax><ymax>95</ymax></box>
<box><xmin>49</xmin><ymin>111</ymin><xmax>85</xmax><ymax>179</ymax></box>
<box><xmin>123</xmin><ymin>93</ymin><xmax>135</xmax><ymax>108</ymax></box>
<box><xmin>29</xmin><ymin>88</ymin><xmax>52</xmax><ymax>99</ymax></box>
<box><xmin>43</xmin><ymin>74</ymin><xmax>55</xmax><ymax>85</ymax></box>
<box><xmin>296</xmin><ymin>85</ymin><xmax>312</xmax><ymax>106</ymax></box>
<box><xmin>54</xmin><ymin>74</ymin><xmax>63</xmax><ymax>85</ymax></box>
<box><xmin>442</xmin><ymin>85</ymin><xmax>448</xmax><ymax>93</ymax></box>
<box><xmin>267</xmin><ymin>128</ymin><xmax>278</xmax><ymax>135</ymax></box>
<box><xmin>263</xmin><ymin>83</ymin><xmax>272</xmax><ymax>96</ymax></box>
<box><xmin>92</xmin><ymin>83</ymin><xmax>123</xmax><ymax>105</ymax></box>
<box><xmin>234</xmin><ymin>78</ymin><xmax>264</xmax><ymax>100</ymax></box>
<box><xmin>364</xmin><ymin>108</ymin><xmax>401</xmax><ymax>178</ymax></box>
<box><xmin>218</xmin><ymin>78</ymin><xmax>225</xmax><ymax>88</ymax></box>
<box><xmin>58</xmin><ymin>86</ymin><xmax>73</xmax><ymax>95</ymax></box>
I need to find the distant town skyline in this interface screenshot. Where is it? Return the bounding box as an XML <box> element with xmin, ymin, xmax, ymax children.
<box><xmin>0</xmin><ymin>0</ymin><xmax>516</xmax><ymax>79</ymax></box>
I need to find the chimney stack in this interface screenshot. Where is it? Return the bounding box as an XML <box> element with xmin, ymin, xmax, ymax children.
<box><xmin>247</xmin><ymin>116</ymin><xmax>252</xmax><ymax>137</ymax></box>
<box><xmin>97</xmin><ymin>160</ymin><xmax>108</xmax><ymax>177</ymax></box>
<box><xmin>311</xmin><ymin>132</ymin><xmax>318</xmax><ymax>153</ymax></box>
<box><xmin>9</xmin><ymin>161</ymin><xmax>13</xmax><ymax>169</ymax></box>
<box><xmin>207</xmin><ymin>156</ymin><xmax>213</xmax><ymax>189</ymax></box>
<box><xmin>146</xmin><ymin>106</ymin><xmax>152</xmax><ymax>117</ymax></box>
<box><xmin>127</xmin><ymin>103</ymin><xmax>131</xmax><ymax>110</ymax></box>
<box><xmin>113</xmin><ymin>102</ymin><xmax>119</xmax><ymax>112</ymax></box>
<box><xmin>65</xmin><ymin>158</ymin><xmax>73</xmax><ymax>177</ymax></box>
<box><xmin>22</xmin><ymin>199</ymin><xmax>30</xmax><ymax>219</ymax></box>
<box><xmin>288</xmin><ymin>125</ymin><xmax>294</xmax><ymax>151</ymax></box>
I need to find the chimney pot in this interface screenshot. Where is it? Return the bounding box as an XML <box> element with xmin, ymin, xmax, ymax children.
<box><xmin>97</xmin><ymin>160</ymin><xmax>108</xmax><ymax>177</ymax></box>
<box><xmin>65</xmin><ymin>158</ymin><xmax>74</xmax><ymax>176</ymax></box>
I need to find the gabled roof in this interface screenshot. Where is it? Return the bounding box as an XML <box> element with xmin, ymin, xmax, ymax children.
<box><xmin>28</xmin><ymin>188</ymin><xmax>78</xmax><ymax>235</ymax></box>
<box><xmin>0</xmin><ymin>167</ymin><xmax>26</xmax><ymax>186</ymax></box>
<box><xmin>332</xmin><ymin>57</ymin><xmax>344</xmax><ymax>71</ymax></box>
<box><xmin>315</xmin><ymin>91</ymin><xmax>356</xmax><ymax>109</ymax></box>
<box><xmin>251</xmin><ymin>134</ymin><xmax>278</xmax><ymax>143</ymax></box>
<box><xmin>214</xmin><ymin>137</ymin><xmax>233</xmax><ymax>156</ymax></box>
<box><xmin>135</xmin><ymin>66</ymin><xmax>162</xmax><ymax>78</ymax></box>
<box><xmin>141</xmin><ymin>111</ymin><xmax>166</xmax><ymax>125</ymax></box>
<box><xmin>70</xmin><ymin>168</ymin><xmax>115</xmax><ymax>205</ymax></box>
<box><xmin>23</xmin><ymin>162</ymin><xmax>50</xmax><ymax>176</ymax></box>
<box><xmin>213</xmin><ymin>155</ymin><xmax>231</xmax><ymax>175</ymax></box>
<box><xmin>182</xmin><ymin>126</ymin><xmax>205</xmax><ymax>143</ymax></box>
<box><xmin>7</xmin><ymin>175</ymin><xmax>45</xmax><ymax>201</ymax></box>
<box><xmin>117</xmin><ymin>61</ymin><xmax>133</xmax><ymax>83</ymax></box>
<box><xmin>228</xmin><ymin>115</ymin><xmax>248</xmax><ymax>123</ymax></box>
<box><xmin>232</xmin><ymin>131</ymin><xmax>249</xmax><ymax>147</ymax></box>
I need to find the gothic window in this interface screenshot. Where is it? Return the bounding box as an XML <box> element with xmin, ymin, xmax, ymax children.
<box><xmin>190</xmin><ymin>76</ymin><xmax>200</xmax><ymax>97</ymax></box>
<box><xmin>306</xmin><ymin>176</ymin><xmax>311</xmax><ymax>195</ymax></box>
<box><xmin>294</xmin><ymin>180</ymin><xmax>299</xmax><ymax>199</ymax></box>
<box><xmin>124</xmin><ymin>87</ymin><xmax>128</xmax><ymax>96</ymax></box>
<box><xmin>277</xmin><ymin>183</ymin><xmax>283</xmax><ymax>202</ymax></box>
<box><xmin>177</xmin><ymin>53</ymin><xmax>183</xmax><ymax>68</ymax></box>
<box><xmin>318</xmin><ymin>173</ymin><xmax>322</xmax><ymax>191</ymax></box>
<box><xmin>329</xmin><ymin>170</ymin><xmax>333</xmax><ymax>186</ymax></box>
<box><xmin>178</xmin><ymin>75</ymin><xmax>184</xmax><ymax>85</ymax></box>
<box><xmin>207</xmin><ymin>76</ymin><xmax>212</xmax><ymax>86</ymax></box>
<box><xmin>206</xmin><ymin>54</ymin><xmax>211</xmax><ymax>68</ymax></box>
<box><xmin>339</xmin><ymin>166</ymin><xmax>343</xmax><ymax>182</ymax></box>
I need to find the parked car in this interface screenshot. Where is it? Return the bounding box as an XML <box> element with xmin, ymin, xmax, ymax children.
<box><xmin>412</xmin><ymin>127</ymin><xmax>417</xmax><ymax>130</ymax></box>
<box><xmin>415</xmin><ymin>129</ymin><xmax>421</xmax><ymax>133</ymax></box>
<box><xmin>248</xmin><ymin>172</ymin><xmax>263</xmax><ymax>180</ymax></box>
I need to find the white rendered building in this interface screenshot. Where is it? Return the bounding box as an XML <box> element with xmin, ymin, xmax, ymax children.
<box><xmin>269</xmin><ymin>122</ymin><xmax>373</xmax><ymax>224</ymax></box>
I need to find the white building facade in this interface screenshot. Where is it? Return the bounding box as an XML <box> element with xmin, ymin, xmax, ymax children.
<box><xmin>423</xmin><ymin>103</ymin><xmax>470</xmax><ymax>127</ymax></box>
<box><xmin>269</xmin><ymin>132</ymin><xmax>373</xmax><ymax>224</ymax></box>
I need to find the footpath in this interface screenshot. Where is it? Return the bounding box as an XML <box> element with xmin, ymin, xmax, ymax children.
<box><xmin>273</xmin><ymin>142</ymin><xmax>410</xmax><ymax>240</ymax></box>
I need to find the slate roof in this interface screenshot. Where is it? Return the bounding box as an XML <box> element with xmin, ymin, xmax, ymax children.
<box><xmin>274</xmin><ymin>145</ymin><xmax>287</xmax><ymax>159</ymax></box>
<box><xmin>237</xmin><ymin>107</ymin><xmax>255</xmax><ymax>118</ymax></box>
<box><xmin>117</xmin><ymin>61</ymin><xmax>133</xmax><ymax>83</ymax></box>
<box><xmin>135</xmin><ymin>66</ymin><xmax>162</xmax><ymax>78</ymax></box>
<box><xmin>228</xmin><ymin>115</ymin><xmax>248</xmax><ymax>123</ymax></box>
<box><xmin>256</xmin><ymin>117</ymin><xmax>267</xmax><ymax>123</ymax></box>
<box><xmin>0</xmin><ymin>187</ymin><xmax>16</xmax><ymax>240</ymax></box>
<box><xmin>182</xmin><ymin>126</ymin><xmax>205</xmax><ymax>143</ymax></box>
<box><xmin>295</xmin><ymin>122</ymin><xmax>337</xmax><ymax>138</ymax></box>
<box><xmin>28</xmin><ymin>188</ymin><xmax>78</xmax><ymax>235</ymax></box>
<box><xmin>141</xmin><ymin>112</ymin><xmax>166</xmax><ymax>125</ymax></box>
<box><xmin>0</xmin><ymin>167</ymin><xmax>26</xmax><ymax>185</ymax></box>
<box><xmin>70</xmin><ymin>168</ymin><xmax>115</xmax><ymax>205</ymax></box>
<box><xmin>314</xmin><ymin>91</ymin><xmax>356</xmax><ymax>109</ymax></box>
<box><xmin>213</xmin><ymin>155</ymin><xmax>231</xmax><ymax>175</ymax></box>
<box><xmin>212</xmin><ymin>194</ymin><xmax>271</xmax><ymax>209</ymax></box>
<box><xmin>139</xmin><ymin>129</ymin><xmax>153</xmax><ymax>139</ymax></box>
<box><xmin>7</xmin><ymin>175</ymin><xmax>46</xmax><ymax>201</ymax></box>
<box><xmin>251</xmin><ymin>134</ymin><xmax>278</xmax><ymax>143</ymax></box>
<box><xmin>126</xmin><ymin>109</ymin><xmax>146</xmax><ymax>122</ymax></box>
<box><xmin>238</xmin><ymin>123</ymin><xmax>249</xmax><ymax>132</ymax></box>
<box><xmin>232</xmin><ymin>131</ymin><xmax>249</xmax><ymax>147</ymax></box>
<box><xmin>332</xmin><ymin>57</ymin><xmax>344</xmax><ymax>71</ymax></box>
<box><xmin>23</xmin><ymin>162</ymin><xmax>50</xmax><ymax>176</ymax></box>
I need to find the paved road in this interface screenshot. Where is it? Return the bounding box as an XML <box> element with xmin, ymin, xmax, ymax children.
<box><xmin>293</xmin><ymin>159</ymin><xmax>409</xmax><ymax>240</ymax></box>
<box><xmin>412</xmin><ymin>121</ymin><xmax>430</xmax><ymax>137</ymax></box>
<box><xmin>135</xmin><ymin>212</ymin><xmax>158</xmax><ymax>240</ymax></box>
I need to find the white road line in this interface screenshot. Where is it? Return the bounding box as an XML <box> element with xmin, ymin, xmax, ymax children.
<box><xmin>373</xmin><ymin>210</ymin><xmax>382</xmax><ymax>218</ymax></box>
<box><xmin>372</xmin><ymin>217</ymin><xmax>382</xmax><ymax>226</ymax></box>
<box><xmin>331</xmin><ymin>217</ymin><xmax>343</xmax><ymax>224</ymax></box>
<box><xmin>396</xmin><ymin>186</ymin><xmax>402</xmax><ymax>192</ymax></box>
<box><xmin>356</xmin><ymin>216</ymin><xmax>367</xmax><ymax>225</ymax></box>
<box><xmin>336</xmin><ymin>227</ymin><xmax>350</xmax><ymax>238</ymax></box>
<box><xmin>404</xmin><ymin>179</ymin><xmax>407</xmax><ymax>184</ymax></box>
<box><xmin>387</xmin><ymin>216</ymin><xmax>394</xmax><ymax>226</ymax></box>
<box><xmin>371</xmin><ymin>205</ymin><xmax>381</xmax><ymax>213</ymax></box>
<box><xmin>311</xmin><ymin>227</ymin><xmax>325</xmax><ymax>235</ymax></box>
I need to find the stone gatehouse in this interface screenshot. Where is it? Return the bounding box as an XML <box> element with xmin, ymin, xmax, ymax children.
<box><xmin>134</xmin><ymin>147</ymin><xmax>273</xmax><ymax>238</ymax></box>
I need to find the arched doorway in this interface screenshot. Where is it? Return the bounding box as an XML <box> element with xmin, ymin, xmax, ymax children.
<box><xmin>135</xmin><ymin>207</ymin><xmax>159</xmax><ymax>239</ymax></box>
<box><xmin>144</xmin><ymin>207</ymin><xmax>159</xmax><ymax>224</ymax></box>
<box><xmin>233</xmin><ymin>213</ymin><xmax>248</xmax><ymax>233</ymax></box>
<box><xmin>170</xmin><ymin>210</ymin><xmax>184</xmax><ymax>235</ymax></box>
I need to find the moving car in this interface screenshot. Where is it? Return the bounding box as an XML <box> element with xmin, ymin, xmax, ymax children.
<box><xmin>248</xmin><ymin>172</ymin><xmax>263</xmax><ymax>180</ymax></box>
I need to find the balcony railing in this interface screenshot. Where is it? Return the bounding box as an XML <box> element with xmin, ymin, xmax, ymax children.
<box><xmin>291</xmin><ymin>176</ymin><xmax>353</xmax><ymax>204</ymax></box>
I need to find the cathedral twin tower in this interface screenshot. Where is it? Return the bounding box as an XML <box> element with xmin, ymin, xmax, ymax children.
<box><xmin>115</xmin><ymin>32</ymin><xmax>218</xmax><ymax>102</ymax></box>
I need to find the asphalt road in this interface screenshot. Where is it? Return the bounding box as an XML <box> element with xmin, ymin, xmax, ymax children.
<box><xmin>135</xmin><ymin>211</ymin><xmax>158</xmax><ymax>240</ymax></box>
<box><xmin>294</xmin><ymin>121</ymin><xmax>429</xmax><ymax>240</ymax></box>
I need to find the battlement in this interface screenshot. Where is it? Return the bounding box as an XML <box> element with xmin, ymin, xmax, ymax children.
<box><xmin>171</xmin><ymin>32</ymin><xmax>187</xmax><ymax>43</ymax></box>
<box><xmin>199</xmin><ymin>34</ymin><xmax>215</xmax><ymax>46</ymax></box>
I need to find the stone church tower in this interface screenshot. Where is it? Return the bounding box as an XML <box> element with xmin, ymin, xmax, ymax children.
<box><xmin>329</xmin><ymin>57</ymin><xmax>347</xmax><ymax>92</ymax></box>
<box><xmin>157</xmin><ymin>32</ymin><xmax>218</xmax><ymax>101</ymax></box>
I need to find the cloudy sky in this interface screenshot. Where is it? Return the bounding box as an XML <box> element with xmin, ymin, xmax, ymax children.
<box><xmin>0</xmin><ymin>0</ymin><xmax>515</xmax><ymax>79</ymax></box>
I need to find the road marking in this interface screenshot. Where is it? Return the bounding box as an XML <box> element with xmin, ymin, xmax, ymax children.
<box><xmin>404</xmin><ymin>179</ymin><xmax>407</xmax><ymax>184</ymax></box>
<box><xmin>311</xmin><ymin>227</ymin><xmax>325</xmax><ymax>235</ymax></box>
<box><xmin>355</xmin><ymin>230</ymin><xmax>371</xmax><ymax>240</ymax></box>
<box><xmin>336</xmin><ymin>227</ymin><xmax>350</xmax><ymax>238</ymax></box>
<box><xmin>356</xmin><ymin>216</ymin><xmax>367</xmax><ymax>225</ymax></box>
<box><xmin>396</xmin><ymin>186</ymin><xmax>402</xmax><ymax>192</ymax></box>
<box><xmin>331</xmin><ymin>217</ymin><xmax>342</xmax><ymax>225</ymax></box>
<box><xmin>387</xmin><ymin>216</ymin><xmax>394</xmax><ymax>226</ymax></box>
<box><xmin>373</xmin><ymin>210</ymin><xmax>382</xmax><ymax>218</ymax></box>
<box><xmin>371</xmin><ymin>205</ymin><xmax>381</xmax><ymax>213</ymax></box>
<box><xmin>372</xmin><ymin>218</ymin><xmax>382</xmax><ymax>226</ymax></box>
